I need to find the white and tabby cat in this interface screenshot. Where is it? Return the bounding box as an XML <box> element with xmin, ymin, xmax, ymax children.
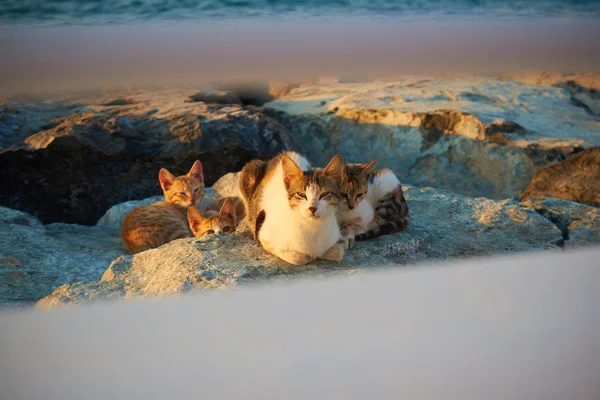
<box><xmin>337</xmin><ymin>163</ymin><xmax>409</xmax><ymax>247</ymax></box>
<box><xmin>335</xmin><ymin>162</ymin><xmax>377</xmax><ymax>249</ymax></box>
<box><xmin>239</xmin><ymin>152</ymin><xmax>346</xmax><ymax>265</ymax></box>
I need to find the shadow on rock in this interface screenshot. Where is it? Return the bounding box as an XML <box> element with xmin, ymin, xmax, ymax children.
<box><xmin>0</xmin><ymin>105</ymin><xmax>298</xmax><ymax>225</ymax></box>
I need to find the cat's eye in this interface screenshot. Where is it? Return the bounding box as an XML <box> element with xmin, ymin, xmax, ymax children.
<box><xmin>205</xmin><ymin>229</ymin><xmax>215</xmax><ymax>235</ymax></box>
<box><xmin>319</xmin><ymin>192</ymin><xmax>331</xmax><ymax>199</ymax></box>
<box><xmin>296</xmin><ymin>192</ymin><xmax>307</xmax><ymax>199</ymax></box>
<box><xmin>179</xmin><ymin>192</ymin><xmax>187</xmax><ymax>197</ymax></box>
<box><xmin>194</xmin><ymin>188</ymin><xmax>202</xmax><ymax>193</ymax></box>
<box><xmin>223</xmin><ymin>226</ymin><xmax>233</xmax><ymax>233</ymax></box>
<box><xmin>341</xmin><ymin>192</ymin><xmax>349</xmax><ymax>198</ymax></box>
<box><xmin>357</xmin><ymin>193</ymin><xmax>364</xmax><ymax>198</ymax></box>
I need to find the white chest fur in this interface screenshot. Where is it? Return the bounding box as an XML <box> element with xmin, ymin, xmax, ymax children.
<box><xmin>258</xmin><ymin>158</ymin><xmax>341</xmax><ymax>258</ymax></box>
<box><xmin>337</xmin><ymin>199</ymin><xmax>375</xmax><ymax>235</ymax></box>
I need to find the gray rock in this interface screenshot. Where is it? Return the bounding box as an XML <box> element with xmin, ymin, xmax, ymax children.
<box><xmin>500</xmin><ymin>72</ymin><xmax>600</xmax><ymax>116</ymax></box>
<box><xmin>265</xmin><ymin>77</ymin><xmax>599</xmax><ymax>201</ymax></box>
<box><xmin>0</xmin><ymin>186</ymin><xmax>237</xmax><ymax>308</ymax></box>
<box><xmin>0</xmin><ymin>207</ymin><xmax>123</xmax><ymax>308</ymax></box>
<box><xmin>211</xmin><ymin>172</ymin><xmax>240</xmax><ymax>198</ymax></box>
<box><xmin>520</xmin><ymin>198</ymin><xmax>600</xmax><ymax>248</ymax></box>
<box><xmin>0</xmin><ymin>206</ymin><xmax>43</xmax><ymax>228</ymax></box>
<box><xmin>187</xmin><ymin>89</ymin><xmax>241</xmax><ymax>104</ymax></box>
<box><xmin>0</xmin><ymin>91</ymin><xmax>298</xmax><ymax>225</ymax></box>
<box><xmin>102</xmin><ymin>98</ymin><xmax>138</xmax><ymax>106</ymax></box>
<box><xmin>0</xmin><ymin>124</ymin><xmax>14</xmax><ymax>137</ymax></box>
<box><xmin>38</xmin><ymin>185</ymin><xmax>583</xmax><ymax>308</ymax></box>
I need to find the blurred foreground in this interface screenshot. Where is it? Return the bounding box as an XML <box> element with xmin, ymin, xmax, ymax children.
<box><xmin>1</xmin><ymin>247</ymin><xmax>599</xmax><ymax>399</ymax></box>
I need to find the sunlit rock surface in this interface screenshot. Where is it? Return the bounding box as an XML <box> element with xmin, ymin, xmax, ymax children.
<box><xmin>0</xmin><ymin>207</ymin><xmax>123</xmax><ymax>308</ymax></box>
<box><xmin>39</xmin><ymin>184</ymin><xmax>590</xmax><ymax>309</ymax></box>
<box><xmin>1</xmin><ymin>76</ymin><xmax>599</xmax><ymax>309</ymax></box>
<box><xmin>266</xmin><ymin>76</ymin><xmax>599</xmax><ymax>201</ymax></box>
<box><xmin>521</xmin><ymin>148</ymin><xmax>600</xmax><ymax>206</ymax></box>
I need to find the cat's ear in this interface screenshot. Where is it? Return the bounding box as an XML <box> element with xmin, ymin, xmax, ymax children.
<box><xmin>322</xmin><ymin>154</ymin><xmax>345</xmax><ymax>178</ymax></box>
<box><xmin>281</xmin><ymin>155</ymin><xmax>303</xmax><ymax>188</ymax></box>
<box><xmin>219</xmin><ymin>198</ymin><xmax>237</xmax><ymax>225</ymax></box>
<box><xmin>187</xmin><ymin>160</ymin><xmax>204</xmax><ymax>182</ymax></box>
<box><xmin>187</xmin><ymin>206</ymin><xmax>205</xmax><ymax>234</ymax></box>
<box><xmin>159</xmin><ymin>168</ymin><xmax>176</xmax><ymax>192</ymax></box>
<box><xmin>360</xmin><ymin>160</ymin><xmax>377</xmax><ymax>176</ymax></box>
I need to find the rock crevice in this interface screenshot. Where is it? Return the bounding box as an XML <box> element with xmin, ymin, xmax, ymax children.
<box><xmin>0</xmin><ymin>98</ymin><xmax>298</xmax><ymax>224</ymax></box>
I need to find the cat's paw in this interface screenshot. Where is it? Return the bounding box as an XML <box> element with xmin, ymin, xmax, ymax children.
<box><xmin>346</xmin><ymin>236</ymin><xmax>355</xmax><ymax>250</ymax></box>
<box><xmin>341</xmin><ymin>218</ymin><xmax>363</xmax><ymax>236</ymax></box>
<box><xmin>280</xmin><ymin>250</ymin><xmax>315</xmax><ymax>265</ymax></box>
<box><xmin>340</xmin><ymin>235</ymin><xmax>355</xmax><ymax>250</ymax></box>
<box><xmin>320</xmin><ymin>242</ymin><xmax>345</xmax><ymax>262</ymax></box>
<box><xmin>340</xmin><ymin>224</ymin><xmax>353</xmax><ymax>237</ymax></box>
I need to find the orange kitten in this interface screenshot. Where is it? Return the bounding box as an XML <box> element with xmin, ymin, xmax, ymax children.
<box><xmin>204</xmin><ymin>196</ymin><xmax>246</xmax><ymax>225</ymax></box>
<box><xmin>187</xmin><ymin>198</ymin><xmax>238</xmax><ymax>237</ymax></box>
<box><xmin>121</xmin><ymin>161</ymin><xmax>204</xmax><ymax>254</ymax></box>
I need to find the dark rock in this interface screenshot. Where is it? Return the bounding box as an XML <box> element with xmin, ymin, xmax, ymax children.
<box><xmin>187</xmin><ymin>89</ymin><xmax>241</xmax><ymax>104</ymax></box>
<box><xmin>218</xmin><ymin>83</ymin><xmax>274</xmax><ymax>106</ymax></box>
<box><xmin>102</xmin><ymin>98</ymin><xmax>138</xmax><ymax>106</ymax></box>
<box><xmin>0</xmin><ymin>124</ymin><xmax>15</xmax><ymax>137</ymax></box>
<box><xmin>556</xmin><ymin>80</ymin><xmax>600</xmax><ymax>116</ymax></box>
<box><xmin>0</xmin><ymin>105</ymin><xmax>297</xmax><ymax>225</ymax></box>
<box><xmin>484</xmin><ymin>120</ymin><xmax>530</xmax><ymax>145</ymax></box>
<box><xmin>521</xmin><ymin>148</ymin><xmax>600</xmax><ymax>207</ymax></box>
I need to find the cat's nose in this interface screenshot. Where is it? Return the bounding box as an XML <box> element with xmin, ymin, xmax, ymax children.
<box><xmin>348</xmin><ymin>204</ymin><xmax>355</xmax><ymax>209</ymax></box>
<box><xmin>309</xmin><ymin>207</ymin><xmax>317</xmax><ymax>214</ymax></box>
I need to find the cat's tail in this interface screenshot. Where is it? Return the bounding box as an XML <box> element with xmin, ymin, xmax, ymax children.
<box><xmin>355</xmin><ymin>185</ymin><xmax>409</xmax><ymax>241</ymax></box>
<box><xmin>238</xmin><ymin>159</ymin><xmax>269</xmax><ymax>239</ymax></box>
<box><xmin>239</xmin><ymin>160</ymin><xmax>267</xmax><ymax>201</ymax></box>
<box><xmin>355</xmin><ymin>217</ymin><xmax>409</xmax><ymax>241</ymax></box>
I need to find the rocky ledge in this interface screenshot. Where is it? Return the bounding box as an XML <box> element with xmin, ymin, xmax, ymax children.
<box><xmin>0</xmin><ymin>87</ymin><xmax>297</xmax><ymax>225</ymax></box>
<box><xmin>28</xmin><ymin>174</ymin><xmax>600</xmax><ymax>309</ymax></box>
<box><xmin>1</xmin><ymin>75</ymin><xmax>599</xmax><ymax>309</ymax></box>
<box><xmin>265</xmin><ymin>76</ymin><xmax>599</xmax><ymax>202</ymax></box>
<box><xmin>2</xmin><ymin>76</ymin><xmax>599</xmax><ymax>228</ymax></box>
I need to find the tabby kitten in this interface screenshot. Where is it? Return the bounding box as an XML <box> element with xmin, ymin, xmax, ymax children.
<box><xmin>239</xmin><ymin>152</ymin><xmax>346</xmax><ymax>265</ymax></box>
<box><xmin>204</xmin><ymin>196</ymin><xmax>246</xmax><ymax>225</ymax></box>
<box><xmin>121</xmin><ymin>161</ymin><xmax>204</xmax><ymax>254</ymax></box>
<box><xmin>338</xmin><ymin>166</ymin><xmax>409</xmax><ymax>242</ymax></box>
<box><xmin>187</xmin><ymin>197</ymin><xmax>238</xmax><ymax>237</ymax></box>
<box><xmin>336</xmin><ymin>161</ymin><xmax>377</xmax><ymax>249</ymax></box>
<box><xmin>355</xmin><ymin>169</ymin><xmax>409</xmax><ymax>241</ymax></box>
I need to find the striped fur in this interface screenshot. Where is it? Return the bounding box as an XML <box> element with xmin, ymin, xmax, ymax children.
<box><xmin>204</xmin><ymin>196</ymin><xmax>246</xmax><ymax>225</ymax></box>
<box><xmin>121</xmin><ymin>160</ymin><xmax>205</xmax><ymax>254</ymax></box>
<box><xmin>336</xmin><ymin>162</ymin><xmax>377</xmax><ymax>248</ymax></box>
<box><xmin>355</xmin><ymin>170</ymin><xmax>409</xmax><ymax>241</ymax></box>
<box><xmin>121</xmin><ymin>202</ymin><xmax>192</xmax><ymax>254</ymax></box>
<box><xmin>187</xmin><ymin>198</ymin><xmax>238</xmax><ymax>237</ymax></box>
<box><xmin>238</xmin><ymin>158</ymin><xmax>271</xmax><ymax>240</ymax></box>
